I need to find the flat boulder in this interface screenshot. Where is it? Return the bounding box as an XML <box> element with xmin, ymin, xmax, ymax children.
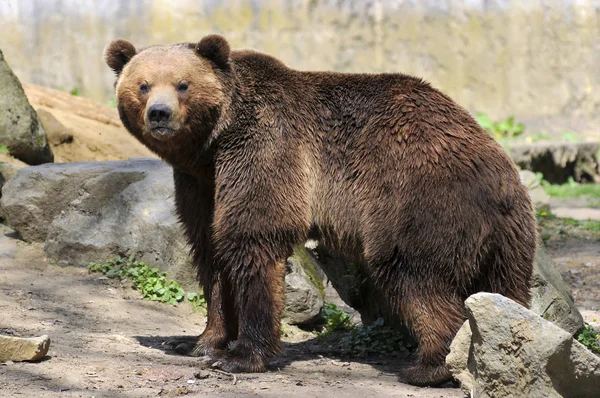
<box><xmin>0</xmin><ymin>159</ymin><xmax>323</xmax><ymax>324</ymax></box>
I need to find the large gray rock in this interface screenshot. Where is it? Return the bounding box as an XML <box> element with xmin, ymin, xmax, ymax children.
<box><xmin>0</xmin><ymin>159</ymin><xmax>323</xmax><ymax>324</ymax></box>
<box><xmin>2</xmin><ymin>159</ymin><xmax>195</xmax><ymax>288</ymax></box>
<box><xmin>531</xmin><ymin>245</ymin><xmax>584</xmax><ymax>335</ymax></box>
<box><xmin>447</xmin><ymin>293</ymin><xmax>600</xmax><ymax>398</ymax></box>
<box><xmin>0</xmin><ymin>49</ymin><xmax>53</xmax><ymax>165</ymax></box>
<box><xmin>510</xmin><ymin>142</ymin><xmax>600</xmax><ymax>184</ymax></box>
<box><xmin>283</xmin><ymin>248</ymin><xmax>325</xmax><ymax>325</ymax></box>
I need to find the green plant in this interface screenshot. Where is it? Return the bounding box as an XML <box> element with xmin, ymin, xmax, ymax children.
<box><xmin>561</xmin><ymin>131</ymin><xmax>581</xmax><ymax>143</ymax></box>
<box><xmin>542</xmin><ymin>178</ymin><xmax>600</xmax><ymax>199</ymax></box>
<box><xmin>107</xmin><ymin>97</ymin><xmax>117</xmax><ymax>108</ymax></box>
<box><xmin>0</xmin><ymin>145</ymin><xmax>8</xmax><ymax>154</ymax></box>
<box><xmin>576</xmin><ymin>323</ymin><xmax>600</xmax><ymax>354</ymax></box>
<box><xmin>340</xmin><ymin>317</ymin><xmax>409</xmax><ymax>358</ymax></box>
<box><xmin>70</xmin><ymin>87</ymin><xmax>80</xmax><ymax>96</ymax></box>
<box><xmin>186</xmin><ymin>291</ymin><xmax>207</xmax><ymax>314</ymax></box>
<box><xmin>528</xmin><ymin>132</ymin><xmax>552</xmax><ymax>143</ymax></box>
<box><xmin>320</xmin><ymin>302</ymin><xmax>354</xmax><ymax>335</ymax></box>
<box><xmin>475</xmin><ymin>113</ymin><xmax>525</xmax><ymax>140</ymax></box>
<box><xmin>89</xmin><ymin>255</ymin><xmax>206</xmax><ymax>310</ymax></box>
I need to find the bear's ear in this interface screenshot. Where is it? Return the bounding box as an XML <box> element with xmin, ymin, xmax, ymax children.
<box><xmin>195</xmin><ymin>35</ymin><xmax>230</xmax><ymax>70</ymax></box>
<box><xmin>104</xmin><ymin>40</ymin><xmax>137</xmax><ymax>75</ymax></box>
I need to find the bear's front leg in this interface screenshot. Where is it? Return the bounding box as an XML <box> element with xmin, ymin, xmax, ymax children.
<box><xmin>172</xmin><ymin>169</ymin><xmax>239</xmax><ymax>357</ymax></box>
<box><xmin>202</xmin><ymin>235</ymin><xmax>289</xmax><ymax>372</ymax></box>
<box><xmin>185</xmin><ymin>272</ymin><xmax>238</xmax><ymax>357</ymax></box>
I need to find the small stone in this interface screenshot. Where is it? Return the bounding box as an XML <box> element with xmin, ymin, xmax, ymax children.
<box><xmin>194</xmin><ymin>371</ymin><xmax>210</xmax><ymax>379</ymax></box>
<box><xmin>0</xmin><ymin>334</ymin><xmax>50</xmax><ymax>362</ymax></box>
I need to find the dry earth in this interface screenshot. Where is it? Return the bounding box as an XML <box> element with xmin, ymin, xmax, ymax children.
<box><xmin>23</xmin><ymin>84</ymin><xmax>156</xmax><ymax>163</ymax></box>
<box><xmin>0</xmin><ymin>227</ymin><xmax>462</xmax><ymax>398</ymax></box>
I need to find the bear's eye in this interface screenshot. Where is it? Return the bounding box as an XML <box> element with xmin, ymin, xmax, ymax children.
<box><xmin>139</xmin><ymin>83</ymin><xmax>150</xmax><ymax>94</ymax></box>
<box><xmin>176</xmin><ymin>82</ymin><xmax>189</xmax><ymax>93</ymax></box>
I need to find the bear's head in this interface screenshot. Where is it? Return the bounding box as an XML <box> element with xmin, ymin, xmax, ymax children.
<box><xmin>104</xmin><ymin>35</ymin><xmax>232</xmax><ymax>161</ymax></box>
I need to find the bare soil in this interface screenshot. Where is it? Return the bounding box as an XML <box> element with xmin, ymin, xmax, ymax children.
<box><xmin>1</xmin><ymin>215</ymin><xmax>599</xmax><ymax>398</ymax></box>
<box><xmin>541</xmin><ymin>199</ymin><xmax>600</xmax><ymax>315</ymax></box>
<box><xmin>0</xmin><ymin>227</ymin><xmax>462</xmax><ymax>398</ymax></box>
<box><xmin>23</xmin><ymin>84</ymin><xmax>156</xmax><ymax>163</ymax></box>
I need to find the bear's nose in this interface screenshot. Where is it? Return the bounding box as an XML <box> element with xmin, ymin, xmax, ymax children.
<box><xmin>147</xmin><ymin>104</ymin><xmax>172</xmax><ymax>123</ymax></box>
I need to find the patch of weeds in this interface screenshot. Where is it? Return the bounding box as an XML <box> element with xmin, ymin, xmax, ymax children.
<box><xmin>535</xmin><ymin>208</ymin><xmax>554</xmax><ymax>223</ymax></box>
<box><xmin>542</xmin><ymin>177</ymin><xmax>600</xmax><ymax>199</ymax></box>
<box><xmin>107</xmin><ymin>97</ymin><xmax>117</xmax><ymax>108</ymax></box>
<box><xmin>526</xmin><ymin>132</ymin><xmax>552</xmax><ymax>143</ymax></box>
<box><xmin>0</xmin><ymin>145</ymin><xmax>8</xmax><ymax>154</ymax></box>
<box><xmin>70</xmin><ymin>87</ymin><xmax>80</xmax><ymax>96</ymax></box>
<box><xmin>319</xmin><ymin>302</ymin><xmax>354</xmax><ymax>336</ymax></box>
<box><xmin>186</xmin><ymin>291</ymin><xmax>207</xmax><ymax>314</ymax></box>
<box><xmin>561</xmin><ymin>131</ymin><xmax>581</xmax><ymax>143</ymax></box>
<box><xmin>89</xmin><ymin>255</ymin><xmax>206</xmax><ymax>311</ymax></box>
<box><xmin>537</xmin><ymin>210</ymin><xmax>600</xmax><ymax>242</ymax></box>
<box><xmin>587</xmin><ymin>199</ymin><xmax>600</xmax><ymax>208</ymax></box>
<box><xmin>576</xmin><ymin>323</ymin><xmax>600</xmax><ymax>354</ymax></box>
<box><xmin>340</xmin><ymin>318</ymin><xmax>410</xmax><ymax>358</ymax></box>
<box><xmin>475</xmin><ymin>113</ymin><xmax>525</xmax><ymax>140</ymax></box>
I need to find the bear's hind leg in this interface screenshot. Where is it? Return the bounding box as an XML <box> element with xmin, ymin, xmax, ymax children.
<box><xmin>397</xmin><ymin>286</ymin><xmax>465</xmax><ymax>386</ymax></box>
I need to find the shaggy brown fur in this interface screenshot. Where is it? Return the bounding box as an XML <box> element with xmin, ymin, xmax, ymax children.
<box><xmin>105</xmin><ymin>35</ymin><xmax>536</xmax><ymax>386</ymax></box>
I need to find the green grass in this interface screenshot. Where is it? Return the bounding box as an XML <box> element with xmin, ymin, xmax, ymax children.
<box><xmin>475</xmin><ymin>113</ymin><xmax>525</xmax><ymax>140</ymax></box>
<box><xmin>89</xmin><ymin>255</ymin><xmax>206</xmax><ymax>312</ymax></box>
<box><xmin>541</xmin><ymin>177</ymin><xmax>600</xmax><ymax>199</ymax></box>
<box><xmin>319</xmin><ymin>302</ymin><xmax>354</xmax><ymax>336</ymax></box>
<box><xmin>587</xmin><ymin>199</ymin><xmax>600</xmax><ymax>208</ymax></box>
<box><xmin>576</xmin><ymin>323</ymin><xmax>600</xmax><ymax>354</ymax></box>
<box><xmin>537</xmin><ymin>209</ymin><xmax>600</xmax><ymax>242</ymax></box>
<box><xmin>559</xmin><ymin>217</ymin><xmax>600</xmax><ymax>233</ymax></box>
<box><xmin>107</xmin><ymin>98</ymin><xmax>117</xmax><ymax>108</ymax></box>
<box><xmin>0</xmin><ymin>145</ymin><xmax>8</xmax><ymax>154</ymax></box>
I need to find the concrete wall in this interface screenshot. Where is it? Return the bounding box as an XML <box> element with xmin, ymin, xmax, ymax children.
<box><xmin>0</xmin><ymin>0</ymin><xmax>598</xmax><ymax>132</ymax></box>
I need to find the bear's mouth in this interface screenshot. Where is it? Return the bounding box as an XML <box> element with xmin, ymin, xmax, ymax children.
<box><xmin>148</xmin><ymin>127</ymin><xmax>177</xmax><ymax>141</ymax></box>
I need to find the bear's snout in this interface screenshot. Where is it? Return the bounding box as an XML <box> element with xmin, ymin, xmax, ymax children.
<box><xmin>148</xmin><ymin>104</ymin><xmax>172</xmax><ymax>125</ymax></box>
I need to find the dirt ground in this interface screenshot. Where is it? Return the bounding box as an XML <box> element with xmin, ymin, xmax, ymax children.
<box><xmin>1</xmin><ymin>215</ymin><xmax>599</xmax><ymax>398</ymax></box>
<box><xmin>23</xmin><ymin>84</ymin><xmax>156</xmax><ymax>163</ymax></box>
<box><xmin>0</xmin><ymin>226</ymin><xmax>463</xmax><ymax>398</ymax></box>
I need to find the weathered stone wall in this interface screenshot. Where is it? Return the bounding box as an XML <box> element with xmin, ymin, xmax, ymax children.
<box><xmin>1</xmin><ymin>0</ymin><xmax>598</xmax><ymax>131</ymax></box>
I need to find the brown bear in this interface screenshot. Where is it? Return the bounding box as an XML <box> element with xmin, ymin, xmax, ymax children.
<box><xmin>104</xmin><ymin>35</ymin><xmax>536</xmax><ymax>386</ymax></box>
